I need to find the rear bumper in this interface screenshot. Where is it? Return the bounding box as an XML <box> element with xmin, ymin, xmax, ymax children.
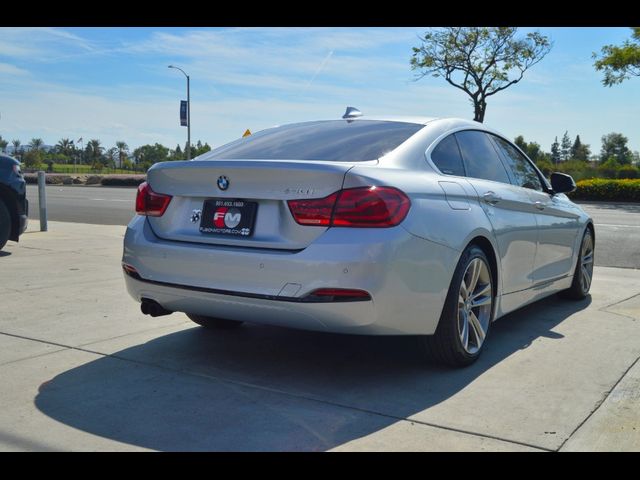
<box><xmin>122</xmin><ymin>216</ymin><xmax>460</xmax><ymax>335</ymax></box>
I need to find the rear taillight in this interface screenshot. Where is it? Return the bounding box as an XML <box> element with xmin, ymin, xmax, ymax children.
<box><xmin>135</xmin><ymin>181</ymin><xmax>172</xmax><ymax>217</ymax></box>
<box><xmin>288</xmin><ymin>186</ymin><xmax>410</xmax><ymax>228</ymax></box>
<box><xmin>287</xmin><ymin>192</ymin><xmax>339</xmax><ymax>226</ymax></box>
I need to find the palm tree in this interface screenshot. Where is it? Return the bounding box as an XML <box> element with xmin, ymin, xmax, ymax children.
<box><xmin>11</xmin><ymin>139</ymin><xmax>21</xmax><ymax>159</ymax></box>
<box><xmin>86</xmin><ymin>139</ymin><xmax>103</xmax><ymax>168</ymax></box>
<box><xmin>116</xmin><ymin>141</ymin><xmax>128</xmax><ymax>169</ymax></box>
<box><xmin>0</xmin><ymin>136</ymin><xmax>7</xmax><ymax>153</ymax></box>
<box><xmin>56</xmin><ymin>138</ymin><xmax>74</xmax><ymax>157</ymax></box>
<box><xmin>29</xmin><ymin>138</ymin><xmax>44</xmax><ymax>151</ymax></box>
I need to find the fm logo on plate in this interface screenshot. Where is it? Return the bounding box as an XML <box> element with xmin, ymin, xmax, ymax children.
<box><xmin>213</xmin><ymin>207</ymin><xmax>242</xmax><ymax>228</ymax></box>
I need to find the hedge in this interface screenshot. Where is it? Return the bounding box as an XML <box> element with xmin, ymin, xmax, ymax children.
<box><xmin>23</xmin><ymin>173</ymin><xmax>146</xmax><ymax>187</ymax></box>
<box><xmin>569</xmin><ymin>179</ymin><xmax>640</xmax><ymax>202</ymax></box>
<box><xmin>100</xmin><ymin>175</ymin><xmax>146</xmax><ymax>186</ymax></box>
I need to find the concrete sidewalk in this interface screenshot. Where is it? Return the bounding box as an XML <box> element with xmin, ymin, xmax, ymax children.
<box><xmin>0</xmin><ymin>221</ymin><xmax>638</xmax><ymax>451</ymax></box>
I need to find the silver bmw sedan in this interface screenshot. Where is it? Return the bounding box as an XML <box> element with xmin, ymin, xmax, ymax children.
<box><xmin>122</xmin><ymin>111</ymin><xmax>594</xmax><ymax>366</ymax></box>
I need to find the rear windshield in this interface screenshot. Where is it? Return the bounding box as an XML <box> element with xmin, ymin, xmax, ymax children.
<box><xmin>204</xmin><ymin>120</ymin><xmax>424</xmax><ymax>162</ymax></box>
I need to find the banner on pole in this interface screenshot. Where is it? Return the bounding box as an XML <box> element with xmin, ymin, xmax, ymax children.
<box><xmin>180</xmin><ymin>101</ymin><xmax>188</xmax><ymax>127</ymax></box>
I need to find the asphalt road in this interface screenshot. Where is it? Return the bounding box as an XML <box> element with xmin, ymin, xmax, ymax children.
<box><xmin>26</xmin><ymin>185</ymin><xmax>640</xmax><ymax>269</ymax></box>
<box><xmin>27</xmin><ymin>185</ymin><xmax>137</xmax><ymax>226</ymax></box>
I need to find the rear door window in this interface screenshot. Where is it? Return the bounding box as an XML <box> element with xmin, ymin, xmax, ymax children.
<box><xmin>454</xmin><ymin>130</ymin><xmax>511</xmax><ymax>184</ymax></box>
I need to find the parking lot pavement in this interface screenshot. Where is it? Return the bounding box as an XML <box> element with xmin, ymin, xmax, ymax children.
<box><xmin>1</xmin><ymin>222</ymin><xmax>639</xmax><ymax>451</ymax></box>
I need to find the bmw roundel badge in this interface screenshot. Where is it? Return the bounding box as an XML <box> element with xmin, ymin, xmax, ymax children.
<box><xmin>217</xmin><ymin>175</ymin><xmax>229</xmax><ymax>191</ymax></box>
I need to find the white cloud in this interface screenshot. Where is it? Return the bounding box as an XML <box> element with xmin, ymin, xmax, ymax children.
<box><xmin>0</xmin><ymin>62</ymin><xmax>29</xmax><ymax>76</ymax></box>
<box><xmin>0</xmin><ymin>27</ymin><xmax>96</xmax><ymax>62</ymax></box>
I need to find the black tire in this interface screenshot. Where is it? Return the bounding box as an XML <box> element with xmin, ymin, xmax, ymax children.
<box><xmin>186</xmin><ymin>313</ymin><xmax>244</xmax><ymax>329</ymax></box>
<box><xmin>0</xmin><ymin>200</ymin><xmax>11</xmax><ymax>251</ymax></box>
<box><xmin>559</xmin><ymin>228</ymin><xmax>594</xmax><ymax>300</ymax></box>
<box><xmin>421</xmin><ymin>245</ymin><xmax>495</xmax><ymax>367</ymax></box>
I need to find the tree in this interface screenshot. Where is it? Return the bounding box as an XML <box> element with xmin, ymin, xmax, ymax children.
<box><xmin>22</xmin><ymin>149</ymin><xmax>43</xmax><ymax>169</ymax></box>
<box><xmin>559</xmin><ymin>131</ymin><xmax>572</xmax><ymax>162</ymax></box>
<box><xmin>29</xmin><ymin>138</ymin><xmax>44</xmax><ymax>151</ymax></box>
<box><xmin>133</xmin><ymin>143</ymin><xmax>170</xmax><ymax>168</ymax></box>
<box><xmin>600</xmin><ymin>132</ymin><xmax>632</xmax><ymax>164</ymax></box>
<box><xmin>0</xmin><ymin>135</ymin><xmax>7</xmax><ymax>153</ymax></box>
<box><xmin>170</xmin><ymin>144</ymin><xmax>183</xmax><ymax>161</ymax></box>
<box><xmin>550</xmin><ymin>137</ymin><xmax>561</xmax><ymax>164</ymax></box>
<box><xmin>115</xmin><ymin>141</ymin><xmax>129</xmax><ymax>168</ymax></box>
<box><xmin>571</xmin><ymin>135</ymin><xmax>591</xmax><ymax>162</ymax></box>
<box><xmin>11</xmin><ymin>139</ymin><xmax>21</xmax><ymax>155</ymax></box>
<box><xmin>410</xmin><ymin>27</ymin><xmax>552</xmax><ymax>122</ymax></box>
<box><xmin>195</xmin><ymin>141</ymin><xmax>211</xmax><ymax>157</ymax></box>
<box><xmin>56</xmin><ymin>138</ymin><xmax>74</xmax><ymax>157</ymax></box>
<box><xmin>594</xmin><ymin>27</ymin><xmax>640</xmax><ymax>86</ymax></box>
<box><xmin>105</xmin><ymin>147</ymin><xmax>118</xmax><ymax>168</ymax></box>
<box><xmin>514</xmin><ymin>135</ymin><xmax>542</xmax><ymax>162</ymax></box>
<box><xmin>86</xmin><ymin>139</ymin><xmax>104</xmax><ymax>167</ymax></box>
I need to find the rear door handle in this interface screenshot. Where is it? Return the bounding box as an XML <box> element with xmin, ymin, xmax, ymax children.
<box><xmin>482</xmin><ymin>191</ymin><xmax>501</xmax><ymax>205</ymax></box>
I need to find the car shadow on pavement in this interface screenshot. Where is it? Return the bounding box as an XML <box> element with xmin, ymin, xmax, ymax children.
<box><xmin>35</xmin><ymin>295</ymin><xmax>591</xmax><ymax>451</ymax></box>
<box><xmin>0</xmin><ymin>251</ymin><xmax>11</xmax><ymax>257</ymax></box>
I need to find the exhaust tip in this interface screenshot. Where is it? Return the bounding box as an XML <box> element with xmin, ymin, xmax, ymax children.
<box><xmin>140</xmin><ymin>298</ymin><xmax>173</xmax><ymax>317</ymax></box>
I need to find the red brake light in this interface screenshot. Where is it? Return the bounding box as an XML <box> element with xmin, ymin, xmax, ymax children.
<box><xmin>287</xmin><ymin>192</ymin><xmax>339</xmax><ymax>226</ymax></box>
<box><xmin>287</xmin><ymin>186</ymin><xmax>410</xmax><ymax>228</ymax></box>
<box><xmin>332</xmin><ymin>186</ymin><xmax>410</xmax><ymax>227</ymax></box>
<box><xmin>136</xmin><ymin>182</ymin><xmax>172</xmax><ymax>217</ymax></box>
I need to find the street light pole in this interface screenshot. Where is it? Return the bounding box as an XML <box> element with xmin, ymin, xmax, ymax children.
<box><xmin>168</xmin><ymin>65</ymin><xmax>191</xmax><ymax>160</ymax></box>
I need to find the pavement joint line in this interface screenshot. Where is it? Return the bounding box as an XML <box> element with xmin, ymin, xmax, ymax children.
<box><xmin>16</xmin><ymin>246</ymin><xmax>56</xmax><ymax>252</ymax></box>
<box><xmin>557</xmin><ymin>354</ymin><xmax>640</xmax><ymax>452</ymax></box>
<box><xmin>0</xmin><ymin>347</ymin><xmax>70</xmax><ymax>368</ymax></box>
<box><xmin>599</xmin><ymin>292</ymin><xmax>640</xmax><ymax>312</ymax></box>
<box><xmin>0</xmin><ymin>330</ymin><xmax>552</xmax><ymax>452</ymax></box>
<box><xmin>596</xmin><ymin>265</ymin><xmax>640</xmax><ymax>270</ymax></box>
<box><xmin>7</xmin><ymin>277</ymin><xmax>124</xmax><ymax>294</ymax></box>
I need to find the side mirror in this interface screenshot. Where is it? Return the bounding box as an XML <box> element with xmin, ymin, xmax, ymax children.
<box><xmin>550</xmin><ymin>172</ymin><xmax>576</xmax><ymax>194</ymax></box>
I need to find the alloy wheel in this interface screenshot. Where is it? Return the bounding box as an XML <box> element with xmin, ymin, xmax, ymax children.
<box><xmin>580</xmin><ymin>232</ymin><xmax>594</xmax><ymax>294</ymax></box>
<box><xmin>458</xmin><ymin>257</ymin><xmax>493</xmax><ymax>355</ymax></box>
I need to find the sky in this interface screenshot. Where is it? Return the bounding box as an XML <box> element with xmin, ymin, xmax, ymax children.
<box><xmin>0</xmin><ymin>27</ymin><xmax>639</xmax><ymax>155</ymax></box>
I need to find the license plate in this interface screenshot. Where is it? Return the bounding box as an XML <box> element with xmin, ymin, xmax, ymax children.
<box><xmin>199</xmin><ymin>199</ymin><xmax>258</xmax><ymax>237</ymax></box>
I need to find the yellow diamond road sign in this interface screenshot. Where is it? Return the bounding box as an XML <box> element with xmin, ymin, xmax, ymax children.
<box><xmin>242</xmin><ymin>129</ymin><xmax>252</xmax><ymax>137</ymax></box>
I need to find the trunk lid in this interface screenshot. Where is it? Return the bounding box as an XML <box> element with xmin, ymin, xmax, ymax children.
<box><xmin>146</xmin><ymin>159</ymin><xmax>355</xmax><ymax>250</ymax></box>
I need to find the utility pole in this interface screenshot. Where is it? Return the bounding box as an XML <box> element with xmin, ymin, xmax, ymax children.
<box><xmin>168</xmin><ymin>65</ymin><xmax>191</xmax><ymax>160</ymax></box>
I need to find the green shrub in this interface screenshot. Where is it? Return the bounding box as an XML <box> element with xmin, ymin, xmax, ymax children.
<box><xmin>570</xmin><ymin>179</ymin><xmax>640</xmax><ymax>202</ymax></box>
<box><xmin>598</xmin><ymin>157</ymin><xmax>621</xmax><ymax>179</ymax></box>
<box><xmin>617</xmin><ymin>166</ymin><xmax>640</xmax><ymax>179</ymax></box>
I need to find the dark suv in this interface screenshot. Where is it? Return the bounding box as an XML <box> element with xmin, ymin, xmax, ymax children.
<box><xmin>0</xmin><ymin>154</ymin><xmax>28</xmax><ymax>250</ymax></box>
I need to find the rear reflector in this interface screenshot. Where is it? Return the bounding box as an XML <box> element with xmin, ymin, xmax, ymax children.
<box><xmin>122</xmin><ymin>263</ymin><xmax>141</xmax><ymax>280</ymax></box>
<box><xmin>136</xmin><ymin>181</ymin><xmax>172</xmax><ymax>217</ymax></box>
<box><xmin>122</xmin><ymin>263</ymin><xmax>138</xmax><ymax>274</ymax></box>
<box><xmin>288</xmin><ymin>186</ymin><xmax>410</xmax><ymax>228</ymax></box>
<box><xmin>304</xmin><ymin>288</ymin><xmax>372</xmax><ymax>302</ymax></box>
